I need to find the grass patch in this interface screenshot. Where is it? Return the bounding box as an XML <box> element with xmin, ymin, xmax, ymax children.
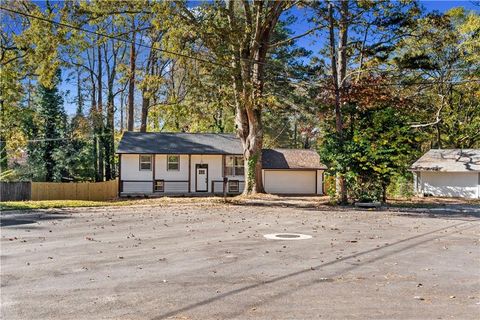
<box><xmin>0</xmin><ymin>197</ymin><xmax>230</xmax><ymax>211</ymax></box>
<box><xmin>0</xmin><ymin>200</ymin><xmax>131</xmax><ymax>211</ymax></box>
<box><xmin>386</xmin><ymin>196</ymin><xmax>480</xmax><ymax>208</ymax></box>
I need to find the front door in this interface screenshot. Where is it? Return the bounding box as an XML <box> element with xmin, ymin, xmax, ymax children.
<box><xmin>196</xmin><ymin>164</ymin><xmax>208</xmax><ymax>192</ymax></box>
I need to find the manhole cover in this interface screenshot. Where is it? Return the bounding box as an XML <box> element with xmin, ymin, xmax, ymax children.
<box><xmin>264</xmin><ymin>233</ymin><xmax>312</xmax><ymax>240</ymax></box>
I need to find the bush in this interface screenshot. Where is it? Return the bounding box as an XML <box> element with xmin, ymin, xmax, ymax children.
<box><xmin>387</xmin><ymin>174</ymin><xmax>414</xmax><ymax>199</ymax></box>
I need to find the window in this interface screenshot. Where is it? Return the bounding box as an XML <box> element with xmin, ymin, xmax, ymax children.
<box><xmin>139</xmin><ymin>155</ymin><xmax>152</xmax><ymax>171</ymax></box>
<box><xmin>154</xmin><ymin>180</ymin><xmax>164</xmax><ymax>192</ymax></box>
<box><xmin>228</xmin><ymin>180</ymin><xmax>239</xmax><ymax>193</ymax></box>
<box><xmin>167</xmin><ymin>155</ymin><xmax>180</xmax><ymax>171</ymax></box>
<box><xmin>235</xmin><ymin>157</ymin><xmax>245</xmax><ymax>176</ymax></box>
<box><xmin>225</xmin><ymin>156</ymin><xmax>244</xmax><ymax>176</ymax></box>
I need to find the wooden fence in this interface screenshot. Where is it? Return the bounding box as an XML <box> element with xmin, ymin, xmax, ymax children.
<box><xmin>31</xmin><ymin>179</ymin><xmax>118</xmax><ymax>201</ymax></box>
<box><xmin>0</xmin><ymin>181</ymin><xmax>31</xmax><ymax>201</ymax></box>
<box><xmin>1</xmin><ymin>180</ymin><xmax>118</xmax><ymax>201</ymax></box>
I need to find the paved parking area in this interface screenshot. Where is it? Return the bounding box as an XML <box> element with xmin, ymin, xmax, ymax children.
<box><xmin>1</xmin><ymin>201</ymin><xmax>479</xmax><ymax>319</ymax></box>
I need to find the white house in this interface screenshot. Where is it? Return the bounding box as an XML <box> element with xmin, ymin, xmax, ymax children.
<box><xmin>410</xmin><ymin>149</ymin><xmax>480</xmax><ymax>199</ymax></box>
<box><xmin>116</xmin><ymin>132</ymin><xmax>326</xmax><ymax>196</ymax></box>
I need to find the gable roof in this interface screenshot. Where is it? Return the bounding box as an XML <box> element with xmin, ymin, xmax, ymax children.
<box><xmin>410</xmin><ymin>149</ymin><xmax>480</xmax><ymax>172</ymax></box>
<box><xmin>262</xmin><ymin>149</ymin><xmax>326</xmax><ymax>170</ymax></box>
<box><xmin>117</xmin><ymin>132</ymin><xmax>326</xmax><ymax>170</ymax></box>
<box><xmin>117</xmin><ymin>132</ymin><xmax>243</xmax><ymax>155</ymax></box>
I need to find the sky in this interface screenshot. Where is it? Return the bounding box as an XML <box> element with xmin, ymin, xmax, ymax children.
<box><xmin>58</xmin><ymin>0</ymin><xmax>478</xmax><ymax>115</ymax></box>
<box><xmin>289</xmin><ymin>0</ymin><xmax>479</xmax><ymax>62</ymax></box>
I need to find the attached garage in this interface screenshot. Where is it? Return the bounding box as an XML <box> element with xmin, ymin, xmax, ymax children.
<box><xmin>411</xmin><ymin>149</ymin><xmax>480</xmax><ymax>199</ymax></box>
<box><xmin>262</xmin><ymin>149</ymin><xmax>326</xmax><ymax>195</ymax></box>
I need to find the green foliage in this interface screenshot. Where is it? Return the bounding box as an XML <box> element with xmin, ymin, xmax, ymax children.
<box><xmin>246</xmin><ymin>152</ymin><xmax>259</xmax><ymax>192</ymax></box>
<box><xmin>387</xmin><ymin>174</ymin><xmax>414</xmax><ymax>199</ymax></box>
<box><xmin>320</xmin><ymin>107</ymin><xmax>422</xmax><ymax>202</ymax></box>
<box><xmin>394</xmin><ymin>7</ymin><xmax>480</xmax><ymax>148</ymax></box>
<box><xmin>0</xmin><ymin>200</ymin><xmax>122</xmax><ymax>211</ymax></box>
<box><xmin>24</xmin><ymin>70</ymin><xmax>67</xmax><ymax>181</ymax></box>
<box><xmin>1</xmin><ymin>1</ymin><xmax>477</xmax><ymax>197</ymax></box>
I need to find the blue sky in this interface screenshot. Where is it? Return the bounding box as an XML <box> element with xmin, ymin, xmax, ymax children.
<box><xmin>289</xmin><ymin>0</ymin><xmax>479</xmax><ymax>62</ymax></box>
<box><xmin>59</xmin><ymin>0</ymin><xmax>478</xmax><ymax>115</ymax></box>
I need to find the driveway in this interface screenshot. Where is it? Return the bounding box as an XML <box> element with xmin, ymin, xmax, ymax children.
<box><xmin>1</xmin><ymin>201</ymin><xmax>479</xmax><ymax>319</ymax></box>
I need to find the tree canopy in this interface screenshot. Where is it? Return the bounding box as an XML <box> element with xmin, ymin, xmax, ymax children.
<box><xmin>1</xmin><ymin>0</ymin><xmax>478</xmax><ymax>200</ymax></box>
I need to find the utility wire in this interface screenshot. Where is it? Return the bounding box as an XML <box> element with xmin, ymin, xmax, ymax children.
<box><xmin>0</xmin><ymin>132</ymin><xmax>113</xmax><ymax>144</ymax></box>
<box><xmin>0</xmin><ymin>6</ymin><xmax>227</xmax><ymax>68</ymax></box>
<box><xmin>2</xmin><ymin>6</ymin><xmax>480</xmax><ymax>86</ymax></box>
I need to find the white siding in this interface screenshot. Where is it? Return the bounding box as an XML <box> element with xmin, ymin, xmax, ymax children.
<box><xmin>263</xmin><ymin>170</ymin><xmax>317</xmax><ymax>194</ymax></box>
<box><xmin>316</xmin><ymin>170</ymin><xmax>323</xmax><ymax>195</ymax></box>
<box><xmin>239</xmin><ymin>181</ymin><xmax>245</xmax><ymax>193</ymax></box>
<box><xmin>212</xmin><ymin>180</ymin><xmax>245</xmax><ymax>193</ymax></box>
<box><xmin>212</xmin><ymin>180</ymin><xmax>224</xmax><ymax>193</ymax></box>
<box><xmin>190</xmin><ymin>155</ymin><xmax>223</xmax><ymax>193</ymax></box>
<box><xmin>164</xmin><ymin>181</ymin><xmax>189</xmax><ymax>193</ymax></box>
<box><xmin>154</xmin><ymin>155</ymin><xmax>189</xmax><ymax>180</ymax></box>
<box><xmin>122</xmin><ymin>181</ymin><xmax>152</xmax><ymax>194</ymax></box>
<box><xmin>121</xmin><ymin>154</ymin><xmax>153</xmax><ymax>181</ymax></box>
<box><xmin>417</xmin><ymin>171</ymin><xmax>479</xmax><ymax>199</ymax></box>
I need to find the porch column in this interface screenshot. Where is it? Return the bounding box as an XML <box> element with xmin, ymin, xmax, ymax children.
<box><xmin>152</xmin><ymin>154</ymin><xmax>156</xmax><ymax>193</ymax></box>
<box><xmin>222</xmin><ymin>154</ymin><xmax>226</xmax><ymax>194</ymax></box>
<box><xmin>118</xmin><ymin>154</ymin><xmax>122</xmax><ymax>195</ymax></box>
<box><xmin>188</xmin><ymin>154</ymin><xmax>191</xmax><ymax>193</ymax></box>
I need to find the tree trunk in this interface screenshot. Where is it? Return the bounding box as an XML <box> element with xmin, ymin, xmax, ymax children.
<box><xmin>140</xmin><ymin>95</ymin><xmax>149</xmax><ymax>133</ymax></box>
<box><xmin>241</xmin><ymin>107</ymin><xmax>265</xmax><ymax>194</ymax></box>
<box><xmin>328</xmin><ymin>1</ymin><xmax>348</xmax><ymax>204</ymax></box>
<box><xmin>127</xmin><ymin>20</ymin><xmax>136</xmax><ymax>131</ymax></box>
<box><xmin>0</xmin><ymin>100</ymin><xmax>7</xmax><ymax>173</ymax></box>
<box><xmin>436</xmin><ymin>122</ymin><xmax>442</xmax><ymax>149</ymax></box>
<box><xmin>90</xmin><ymin>75</ymin><xmax>98</xmax><ymax>182</ymax></box>
<box><xmin>76</xmin><ymin>68</ymin><xmax>84</xmax><ymax>115</ymax></box>
<box><xmin>382</xmin><ymin>183</ymin><xmax>387</xmax><ymax>203</ymax></box>
<box><xmin>120</xmin><ymin>92</ymin><xmax>124</xmax><ymax>131</ymax></box>
<box><xmin>96</xmin><ymin>43</ymin><xmax>104</xmax><ymax>181</ymax></box>
<box><xmin>140</xmin><ymin>49</ymin><xmax>154</xmax><ymax>133</ymax></box>
<box><xmin>104</xmin><ymin>88</ymin><xmax>115</xmax><ymax>180</ymax></box>
<box><xmin>44</xmin><ymin>138</ymin><xmax>54</xmax><ymax>181</ymax></box>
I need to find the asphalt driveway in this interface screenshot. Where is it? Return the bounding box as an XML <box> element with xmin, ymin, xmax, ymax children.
<box><xmin>1</xmin><ymin>201</ymin><xmax>479</xmax><ymax>319</ymax></box>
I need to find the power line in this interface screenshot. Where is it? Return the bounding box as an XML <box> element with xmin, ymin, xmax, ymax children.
<box><xmin>0</xmin><ymin>6</ymin><xmax>228</xmax><ymax>68</ymax></box>
<box><xmin>2</xmin><ymin>6</ymin><xmax>479</xmax><ymax>86</ymax></box>
<box><xmin>0</xmin><ymin>132</ymin><xmax>113</xmax><ymax>144</ymax></box>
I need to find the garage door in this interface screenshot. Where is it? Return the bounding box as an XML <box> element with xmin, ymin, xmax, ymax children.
<box><xmin>422</xmin><ymin>172</ymin><xmax>479</xmax><ymax>199</ymax></box>
<box><xmin>264</xmin><ymin>170</ymin><xmax>316</xmax><ymax>194</ymax></box>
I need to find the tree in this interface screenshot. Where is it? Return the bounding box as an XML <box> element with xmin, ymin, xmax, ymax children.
<box><xmin>154</xmin><ymin>1</ymin><xmax>291</xmax><ymax>194</ymax></box>
<box><xmin>394</xmin><ymin>8</ymin><xmax>480</xmax><ymax>148</ymax></box>
<box><xmin>310</xmin><ymin>0</ymin><xmax>420</xmax><ymax>202</ymax></box>
<box><xmin>320</xmin><ymin>105</ymin><xmax>421</xmax><ymax>203</ymax></box>
<box><xmin>0</xmin><ymin>1</ymin><xmax>67</xmax><ymax>176</ymax></box>
<box><xmin>35</xmin><ymin>69</ymin><xmax>67</xmax><ymax>181</ymax></box>
<box><xmin>126</xmin><ymin>14</ymin><xmax>137</xmax><ymax>131</ymax></box>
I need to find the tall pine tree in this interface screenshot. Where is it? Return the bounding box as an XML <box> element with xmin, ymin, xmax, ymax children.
<box><xmin>36</xmin><ymin>69</ymin><xmax>66</xmax><ymax>181</ymax></box>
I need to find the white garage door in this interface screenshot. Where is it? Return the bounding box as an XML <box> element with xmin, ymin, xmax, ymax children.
<box><xmin>422</xmin><ymin>172</ymin><xmax>479</xmax><ymax>199</ymax></box>
<box><xmin>264</xmin><ymin>170</ymin><xmax>316</xmax><ymax>194</ymax></box>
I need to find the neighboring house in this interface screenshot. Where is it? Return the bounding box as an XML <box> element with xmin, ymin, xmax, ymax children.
<box><xmin>116</xmin><ymin>132</ymin><xmax>326</xmax><ymax>196</ymax></box>
<box><xmin>410</xmin><ymin>149</ymin><xmax>480</xmax><ymax>199</ymax></box>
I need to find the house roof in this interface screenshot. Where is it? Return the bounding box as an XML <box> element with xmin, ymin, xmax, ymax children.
<box><xmin>117</xmin><ymin>132</ymin><xmax>326</xmax><ymax>170</ymax></box>
<box><xmin>117</xmin><ymin>132</ymin><xmax>243</xmax><ymax>155</ymax></box>
<box><xmin>410</xmin><ymin>149</ymin><xmax>480</xmax><ymax>172</ymax></box>
<box><xmin>262</xmin><ymin>149</ymin><xmax>326</xmax><ymax>170</ymax></box>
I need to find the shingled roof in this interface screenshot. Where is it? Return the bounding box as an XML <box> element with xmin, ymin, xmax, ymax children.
<box><xmin>410</xmin><ymin>149</ymin><xmax>480</xmax><ymax>172</ymax></box>
<box><xmin>262</xmin><ymin>149</ymin><xmax>326</xmax><ymax>170</ymax></box>
<box><xmin>117</xmin><ymin>132</ymin><xmax>326</xmax><ymax>170</ymax></box>
<box><xmin>117</xmin><ymin>132</ymin><xmax>243</xmax><ymax>154</ymax></box>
